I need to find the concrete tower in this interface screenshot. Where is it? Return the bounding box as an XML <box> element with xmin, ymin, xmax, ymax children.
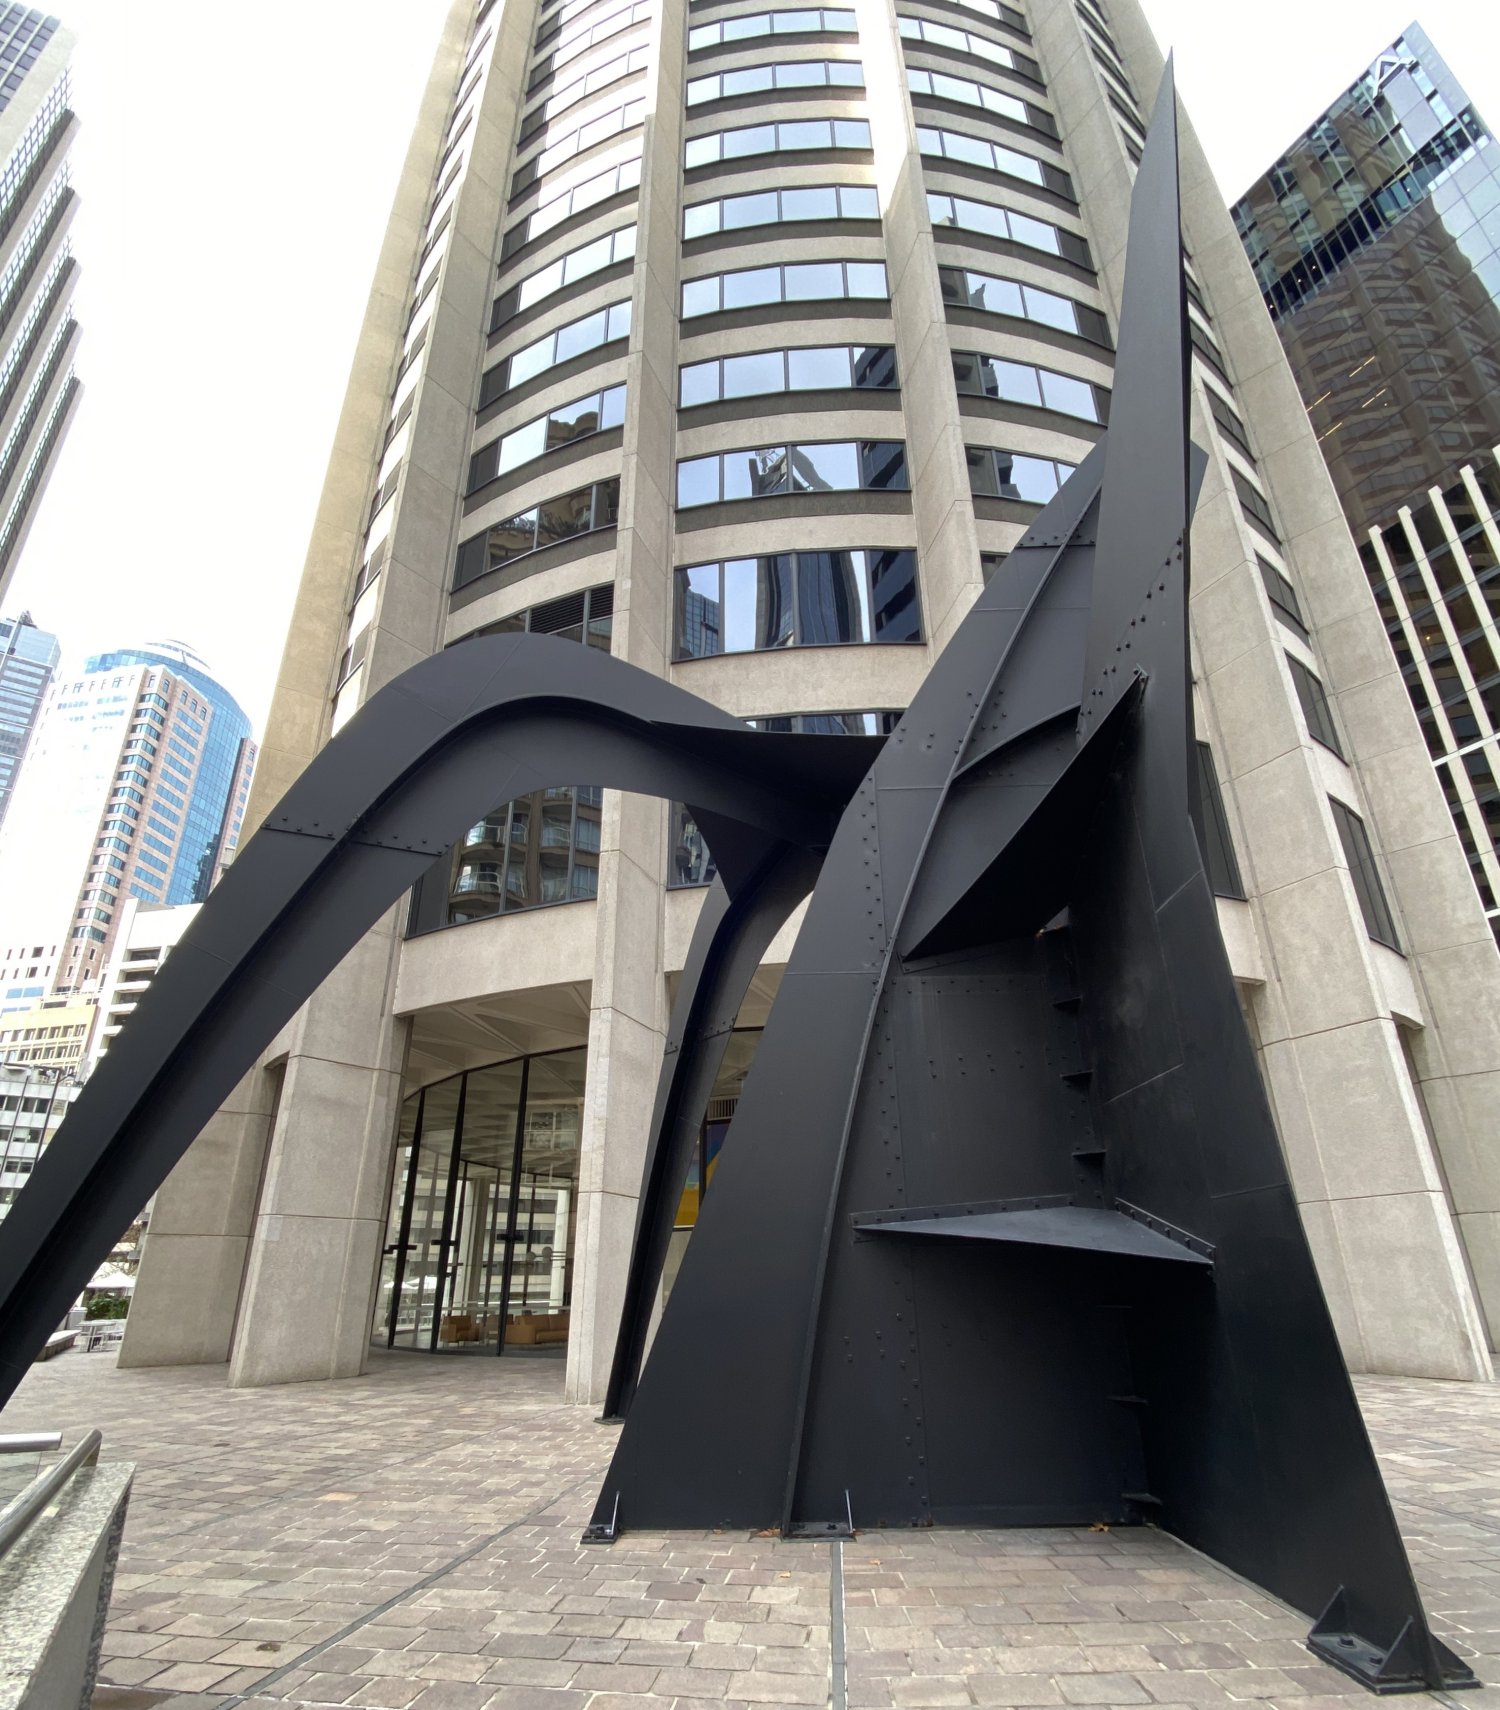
<box><xmin>123</xmin><ymin>0</ymin><xmax>1500</xmax><ymax>1398</ymax></box>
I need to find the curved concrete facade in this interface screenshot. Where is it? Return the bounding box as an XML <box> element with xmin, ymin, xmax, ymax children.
<box><xmin>122</xmin><ymin>0</ymin><xmax>1500</xmax><ymax>1398</ymax></box>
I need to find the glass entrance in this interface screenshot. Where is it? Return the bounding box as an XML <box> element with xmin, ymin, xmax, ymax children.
<box><xmin>374</xmin><ymin>1046</ymin><xmax>584</xmax><ymax>1355</ymax></box>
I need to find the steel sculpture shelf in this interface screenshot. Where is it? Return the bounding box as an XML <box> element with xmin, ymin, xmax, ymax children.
<box><xmin>0</xmin><ymin>66</ymin><xmax>1475</xmax><ymax>1698</ymax></box>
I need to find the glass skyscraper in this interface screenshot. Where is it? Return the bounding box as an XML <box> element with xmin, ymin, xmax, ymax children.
<box><xmin>0</xmin><ymin>608</ymin><xmax>57</xmax><ymax>831</ymax></box>
<box><xmin>1233</xmin><ymin>27</ymin><xmax>1500</xmax><ymax>937</ymax></box>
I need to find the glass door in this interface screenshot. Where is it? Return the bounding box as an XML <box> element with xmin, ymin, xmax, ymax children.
<box><xmin>392</xmin><ymin>1078</ymin><xmax>459</xmax><ymax>1348</ymax></box>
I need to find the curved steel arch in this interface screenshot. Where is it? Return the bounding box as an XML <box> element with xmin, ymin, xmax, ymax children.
<box><xmin>0</xmin><ymin>633</ymin><xmax>874</xmax><ymax>1405</ymax></box>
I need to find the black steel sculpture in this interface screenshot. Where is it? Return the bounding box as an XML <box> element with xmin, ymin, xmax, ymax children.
<box><xmin>0</xmin><ymin>65</ymin><xmax>1474</xmax><ymax>1697</ymax></box>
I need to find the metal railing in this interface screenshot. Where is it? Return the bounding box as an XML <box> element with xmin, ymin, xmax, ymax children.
<box><xmin>0</xmin><ymin>1428</ymin><xmax>101</xmax><ymax>1560</ymax></box>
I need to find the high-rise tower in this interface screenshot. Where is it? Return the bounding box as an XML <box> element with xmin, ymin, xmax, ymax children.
<box><xmin>0</xmin><ymin>9</ymin><xmax>78</xmax><ymax>611</ymax></box>
<box><xmin>0</xmin><ymin>607</ymin><xmax>57</xmax><ymax>831</ymax></box>
<box><xmin>1233</xmin><ymin>29</ymin><xmax>1500</xmax><ymax>941</ymax></box>
<box><xmin>0</xmin><ymin>644</ymin><xmax>256</xmax><ymax>998</ymax></box>
<box><xmin>122</xmin><ymin>0</ymin><xmax>1500</xmax><ymax>1398</ymax></box>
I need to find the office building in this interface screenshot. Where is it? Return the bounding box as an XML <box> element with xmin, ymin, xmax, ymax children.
<box><xmin>0</xmin><ymin>990</ymin><xmax>92</xmax><ymax>1069</ymax></box>
<box><xmin>0</xmin><ymin>644</ymin><xmax>255</xmax><ymax>998</ymax></box>
<box><xmin>121</xmin><ymin>0</ymin><xmax>1500</xmax><ymax>1399</ymax></box>
<box><xmin>0</xmin><ymin>607</ymin><xmax>56</xmax><ymax>830</ymax></box>
<box><xmin>1232</xmin><ymin>28</ymin><xmax>1500</xmax><ymax>937</ymax></box>
<box><xmin>0</xmin><ymin>10</ymin><xmax>79</xmax><ymax>612</ymax></box>
<box><xmin>88</xmin><ymin>896</ymin><xmax>198</xmax><ymax>1069</ymax></box>
<box><xmin>0</xmin><ymin>1056</ymin><xmax>80</xmax><ymax>1222</ymax></box>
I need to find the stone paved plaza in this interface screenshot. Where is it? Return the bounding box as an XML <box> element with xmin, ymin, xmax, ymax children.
<box><xmin>3</xmin><ymin>1349</ymin><xmax>1499</xmax><ymax>1710</ymax></box>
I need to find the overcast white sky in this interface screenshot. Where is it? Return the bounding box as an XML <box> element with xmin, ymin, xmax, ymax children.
<box><xmin>5</xmin><ymin>0</ymin><xmax>1499</xmax><ymax>731</ymax></box>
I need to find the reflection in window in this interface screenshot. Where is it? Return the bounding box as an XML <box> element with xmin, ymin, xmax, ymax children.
<box><xmin>468</xmin><ymin>384</ymin><xmax>626</xmax><ymax>493</ymax></box>
<box><xmin>492</xmin><ymin>223</ymin><xmax>637</xmax><ymax>329</ymax></box>
<box><xmin>927</xmin><ymin>192</ymin><xmax>1093</xmax><ymax>267</ymax></box>
<box><xmin>684</xmin><ymin>181</ymin><xmax>877</xmax><ymax>240</ymax></box>
<box><xmin>674</xmin><ymin>549</ymin><xmax>922</xmax><ymax>657</ymax></box>
<box><xmin>676</xmin><ymin>441</ymin><xmax>909</xmax><ymax>507</ymax></box>
<box><xmin>513</xmin><ymin>93</ymin><xmax>646</xmax><ymax>194</ymax></box>
<box><xmin>685</xmin><ymin>116</ymin><xmax>872</xmax><ymax>169</ymax></box>
<box><xmin>906</xmin><ymin>66</ymin><xmax>1057</xmax><ymax>138</ymax></box>
<box><xmin>501</xmin><ymin>150</ymin><xmax>642</xmax><ymax>255</ymax></box>
<box><xmin>688</xmin><ymin>9</ymin><xmax>857</xmax><ymax>51</ymax></box>
<box><xmin>952</xmin><ymin>351</ymin><xmax>1108</xmax><ymax>423</ymax></box>
<box><xmin>682</xmin><ymin>258</ymin><xmax>887</xmax><ymax>317</ymax></box>
<box><xmin>539</xmin><ymin>0</ymin><xmax>652</xmax><ymax>76</ymax></box>
<box><xmin>669</xmin><ymin>800</ymin><xmax>718</xmax><ymax>887</ymax></box>
<box><xmin>453</xmin><ymin>477</ymin><xmax>621</xmax><ymax>588</ymax></box>
<box><xmin>480</xmin><ymin>300</ymin><xmax>631</xmax><ymax>407</ymax></box>
<box><xmin>964</xmin><ymin>444</ymin><xmax>1077</xmax><ymax>504</ymax></box>
<box><xmin>896</xmin><ymin>14</ymin><xmax>1037</xmax><ymax>75</ymax></box>
<box><xmin>520</xmin><ymin>41</ymin><xmax>651</xmax><ymax>142</ymax></box>
<box><xmin>688</xmin><ymin>59</ymin><xmax>864</xmax><ymax>105</ymax></box>
<box><xmin>679</xmin><ymin>344</ymin><xmax>896</xmax><ymax>406</ymax></box>
<box><xmin>938</xmin><ymin>265</ymin><xmax>1111</xmax><ymax>345</ymax></box>
<box><xmin>916</xmin><ymin>125</ymin><xmax>1071</xmax><ymax>198</ymax></box>
<box><xmin>448</xmin><ymin>786</ymin><xmax>603</xmax><ymax>923</ymax></box>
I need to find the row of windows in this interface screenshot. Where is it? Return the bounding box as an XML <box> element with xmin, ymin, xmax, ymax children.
<box><xmin>687</xmin><ymin>10</ymin><xmax>856</xmax><ymax>51</ymax></box>
<box><xmin>938</xmin><ymin>264</ymin><xmax>1109</xmax><ymax>346</ymax></box>
<box><xmin>503</xmin><ymin>149</ymin><xmax>641</xmax><ymax>255</ymax></box>
<box><xmin>687</xmin><ymin>57</ymin><xmax>862</xmax><ymax>106</ymax></box>
<box><xmin>446</xmin><ymin>786</ymin><xmax>603</xmax><ymax>922</ymax></box>
<box><xmin>683</xmin><ymin>258</ymin><xmax>886</xmax><ymax>317</ymax></box>
<box><xmin>679</xmin><ymin>343</ymin><xmax>895</xmax><ymax>407</ymax></box>
<box><xmin>953</xmin><ymin>350</ymin><xmax>1107</xmax><ymax>423</ymax></box>
<box><xmin>897</xmin><ymin>15</ymin><xmax>1035</xmax><ymax>79</ymax></box>
<box><xmin>514</xmin><ymin>92</ymin><xmax>645</xmax><ymax>194</ymax></box>
<box><xmin>906</xmin><ymin>66</ymin><xmax>1056</xmax><ymax>138</ymax></box>
<box><xmin>492</xmin><ymin>222</ymin><xmax>636</xmax><ymax>330</ymax></box>
<box><xmin>966</xmin><ymin>444</ymin><xmax>1077</xmax><ymax>504</ymax></box>
<box><xmin>927</xmin><ymin>191</ymin><xmax>1091</xmax><ymax>268</ymax></box>
<box><xmin>453</xmin><ymin>477</ymin><xmax>621</xmax><ymax>590</ymax></box>
<box><xmin>542</xmin><ymin>0</ymin><xmax>650</xmax><ymax>73</ymax></box>
<box><xmin>676</xmin><ymin>439</ymin><xmax>909</xmax><ymax>508</ymax></box>
<box><xmin>468</xmin><ymin>382</ymin><xmax>626</xmax><ymax>493</ymax></box>
<box><xmin>684</xmin><ymin>181</ymin><xmax>877</xmax><ymax>239</ymax></box>
<box><xmin>674</xmin><ymin>549</ymin><xmax>921</xmax><ymax>658</ymax></box>
<box><xmin>685</xmin><ymin>116</ymin><xmax>871</xmax><ymax>170</ymax></box>
<box><xmin>917</xmin><ymin>125</ymin><xmax>1071</xmax><ymax>199</ymax></box>
<box><xmin>482</xmin><ymin>299</ymin><xmax>630</xmax><ymax>406</ymax></box>
<box><xmin>520</xmin><ymin>40</ymin><xmax>649</xmax><ymax>140</ymax></box>
<box><xmin>460</xmin><ymin>581</ymin><xmax>615</xmax><ymax>651</ymax></box>
<box><xmin>924</xmin><ymin>0</ymin><xmax>1029</xmax><ymax>36</ymax></box>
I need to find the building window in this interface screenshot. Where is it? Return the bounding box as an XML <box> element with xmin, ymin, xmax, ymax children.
<box><xmin>1330</xmin><ymin>799</ymin><xmax>1401</xmax><ymax>951</ymax></box>
<box><xmin>491</xmin><ymin>223</ymin><xmax>636</xmax><ymax>328</ymax></box>
<box><xmin>1258</xmin><ymin>555</ymin><xmax>1308</xmax><ymax>640</ymax></box>
<box><xmin>906</xmin><ymin>67</ymin><xmax>1057</xmax><ymax>138</ymax></box>
<box><xmin>687</xmin><ymin>10</ymin><xmax>857</xmax><ymax>52</ymax></box>
<box><xmin>480</xmin><ymin>300</ymin><xmax>631</xmax><ymax>407</ymax></box>
<box><xmin>897</xmin><ymin>15</ymin><xmax>1036</xmax><ymax>76</ymax></box>
<box><xmin>669</xmin><ymin>800</ymin><xmax>718</xmax><ymax>888</ymax></box>
<box><xmin>501</xmin><ymin>150</ymin><xmax>642</xmax><ymax>256</ymax></box>
<box><xmin>679</xmin><ymin>344</ymin><xmax>896</xmax><ymax>407</ymax></box>
<box><xmin>927</xmin><ymin>192</ymin><xmax>1092</xmax><ymax>269</ymax></box>
<box><xmin>965</xmin><ymin>444</ymin><xmax>1076</xmax><ymax>504</ymax></box>
<box><xmin>952</xmin><ymin>351</ymin><xmax>1107</xmax><ymax>423</ymax></box>
<box><xmin>682</xmin><ymin>258</ymin><xmax>887</xmax><ymax>318</ymax></box>
<box><xmin>458</xmin><ymin>582</ymin><xmax>615</xmax><ymax>651</ymax></box>
<box><xmin>684</xmin><ymin>181</ymin><xmax>877</xmax><ymax>239</ymax></box>
<box><xmin>453</xmin><ymin>478</ymin><xmax>621</xmax><ymax>589</ymax></box>
<box><xmin>673</xmin><ymin>548</ymin><xmax>921</xmax><ymax>657</ymax></box>
<box><xmin>1233</xmin><ymin>469</ymin><xmax>1281</xmax><ymax>546</ymax></box>
<box><xmin>687</xmin><ymin>59</ymin><xmax>864</xmax><ymax>106</ymax></box>
<box><xmin>685</xmin><ymin>115</ymin><xmax>871</xmax><ymax>170</ymax></box>
<box><xmin>915</xmin><ymin>126</ymin><xmax>1072</xmax><ymax>199</ymax></box>
<box><xmin>676</xmin><ymin>441</ymin><xmax>909</xmax><ymax>508</ymax></box>
<box><xmin>468</xmin><ymin>383</ymin><xmax>626</xmax><ymax>493</ymax></box>
<box><xmin>1287</xmin><ymin>655</ymin><xmax>1344</xmax><ymax>758</ymax></box>
<box><xmin>938</xmin><ymin>265</ymin><xmax>1110</xmax><ymax>346</ymax></box>
<box><xmin>519</xmin><ymin>43</ymin><xmax>652</xmax><ymax>144</ymax></box>
<box><xmin>1194</xmin><ymin>742</ymin><xmax>1245</xmax><ymax>900</ymax></box>
<box><xmin>1205</xmin><ymin>386</ymin><xmax>1254</xmax><ymax>460</ymax></box>
<box><xmin>512</xmin><ymin>93</ymin><xmax>646</xmax><ymax>194</ymax></box>
<box><xmin>446</xmin><ymin>785</ymin><xmax>603</xmax><ymax>923</ymax></box>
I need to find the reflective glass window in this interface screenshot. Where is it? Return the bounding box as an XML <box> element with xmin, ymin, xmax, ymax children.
<box><xmin>793</xmin><ymin>440</ymin><xmax>859</xmax><ymax>491</ymax></box>
<box><xmin>781</xmin><ymin>184</ymin><xmax>839</xmax><ymax>221</ymax></box>
<box><xmin>678</xmin><ymin>455</ymin><xmax>720</xmax><ymax>507</ymax></box>
<box><xmin>788</xmin><ymin>345</ymin><xmax>853</xmax><ymax>389</ymax></box>
<box><xmin>497</xmin><ymin>417</ymin><xmax>549</xmax><ymax>475</ymax></box>
<box><xmin>847</xmin><ymin>260</ymin><xmax>888</xmax><ymax>296</ymax></box>
<box><xmin>1040</xmin><ymin>370</ymin><xmax>1098</xmax><ymax>420</ymax></box>
<box><xmin>723</xmin><ymin>189</ymin><xmax>778</xmax><ymax>228</ymax></box>
<box><xmin>870</xmin><ymin>549</ymin><xmax>919</xmax><ymax>640</ymax></box>
<box><xmin>860</xmin><ymin>441</ymin><xmax>908</xmax><ymax>490</ymax></box>
<box><xmin>723</xmin><ymin>265</ymin><xmax>782</xmax><ymax>308</ymax></box>
<box><xmin>676</xmin><ymin>563</ymin><xmax>723</xmax><ymax>657</ymax></box>
<box><xmin>853</xmin><ymin>346</ymin><xmax>897</xmax><ymax>388</ymax></box>
<box><xmin>682</xmin><ymin>276</ymin><xmax>719</xmax><ymax>316</ymax></box>
<box><xmin>798</xmin><ymin>550</ymin><xmax>868</xmax><ymax>643</ymax></box>
<box><xmin>722</xmin><ymin>64</ymin><xmax>774</xmax><ymax>96</ymax></box>
<box><xmin>723</xmin><ymin>350</ymin><xmax>787</xmax><ymax>397</ymax></box>
<box><xmin>722</xmin><ymin>122</ymin><xmax>776</xmax><ymax>158</ymax></box>
<box><xmin>840</xmin><ymin>184</ymin><xmax>879</xmax><ymax>217</ymax></box>
<box><xmin>683</xmin><ymin>201</ymin><xmax>719</xmax><ymax>238</ymax></box>
<box><xmin>679</xmin><ymin>360</ymin><xmax>719</xmax><ymax>407</ymax></box>
<box><xmin>724</xmin><ymin>445</ymin><xmax>790</xmax><ymax>499</ymax></box>
<box><xmin>785</xmin><ymin>261</ymin><xmax>845</xmax><ymax>300</ymax></box>
<box><xmin>538</xmin><ymin>487</ymin><xmax>594</xmax><ymax>546</ymax></box>
<box><xmin>547</xmin><ymin>394</ymin><xmax>602</xmax><ymax>447</ymax></box>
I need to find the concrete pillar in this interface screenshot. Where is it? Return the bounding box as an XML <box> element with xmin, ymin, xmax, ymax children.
<box><xmin>564</xmin><ymin>0</ymin><xmax>684</xmax><ymax>1407</ymax></box>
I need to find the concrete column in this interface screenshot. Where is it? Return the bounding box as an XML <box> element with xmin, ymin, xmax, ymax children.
<box><xmin>857</xmin><ymin>0</ymin><xmax>983</xmax><ymax>653</ymax></box>
<box><xmin>118</xmin><ymin>1063</ymin><xmax>279</xmax><ymax>1368</ymax></box>
<box><xmin>227</xmin><ymin>919</ymin><xmax>409</xmax><ymax>1387</ymax></box>
<box><xmin>565</xmin><ymin>0</ymin><xmax>684</xmax><ymax>1407</ymax></box>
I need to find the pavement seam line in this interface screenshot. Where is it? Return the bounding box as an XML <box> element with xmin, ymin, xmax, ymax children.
<box><xmin>211</xmin><ymin>1473</ymin><xmax>600</xmax><ymax>1710</ymax></box>
<box><xmin>829</xmin><ymin>1538</ymin><xmax>846</xmax><ymax>1710</ymax></box>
